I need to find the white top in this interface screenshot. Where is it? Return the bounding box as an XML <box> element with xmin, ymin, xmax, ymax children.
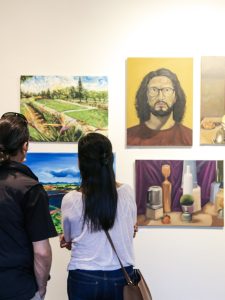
<box><xmin>61</xmin><ymin>184</ymin><xmax>137</xmax><ymax>271</ymax></box>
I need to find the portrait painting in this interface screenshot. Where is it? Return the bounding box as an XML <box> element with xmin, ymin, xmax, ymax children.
<box><xmin>25</xmin><ymin>153</ymin><xmax>80</xmax><ymax>233</ymax></box>
<box><xmin>136</xmin><ymin>160</ymin><xmax>224</xmax><ymax>227</ymax></box>
<box><xmin>126</xmin><ymin>58</ymin><xmax>193</xmax><ymax>146</ymax></box>
<box><xmin>200</xmin><ymin>56</ymin><xmax>225</xmax><ymax>145</ymax></box>
<box><xmin>20</xmin><ymin>76</ymin><xmax>108</xmax><ymax>142</ymax></box>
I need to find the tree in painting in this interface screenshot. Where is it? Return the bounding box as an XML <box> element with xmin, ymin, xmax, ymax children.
<box><xmin>20</xmin><ymin>76</ymin><xmax>108</xmax><ymax>142</ymax></box>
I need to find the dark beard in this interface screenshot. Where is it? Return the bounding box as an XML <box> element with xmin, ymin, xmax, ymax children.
<box><xmin>149</xmin><ymin>105</ymin><xmax>174</xmax><ymax>117</ymax></box>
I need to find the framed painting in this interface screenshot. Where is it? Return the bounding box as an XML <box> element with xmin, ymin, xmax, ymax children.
<box><xmin>126</xmin><ymin>57</ymin><xmax>193</xmax><ymax>147</ymax></box>
<box><xmin>25</xmin><ymin>153</ymin><xmax>80</xmax><ymax>233</ymax></box>
<box><xmin>20</xmin><ymin>76</ymin><xmax>108</xmax><ymax>142</ymax></box>
<box><xmin>200</xmin><ymin>56</ymin><xmax>225</xmax><ymax>145</ymax></box>
<box><xmin>136</xmin><ymin>160</ymin><xmax>224</xmax><ymax>227</ymax></box>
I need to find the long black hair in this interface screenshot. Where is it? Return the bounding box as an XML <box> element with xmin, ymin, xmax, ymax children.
<box><xmin>136</xmin><ymin>68</ymin><xmax>186</xmax><ymax>123</ymax></box>
<box><xmin>78</xmin><ymin>133</ymin><xmax>117</xmax><ymax>232</ymax></box>
<box><xmin>0</xmin><ymin>113</ymin><xmax>29</xmax><ymax>165</ymax></box>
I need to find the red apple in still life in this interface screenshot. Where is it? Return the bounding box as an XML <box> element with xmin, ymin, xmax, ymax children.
<box><xmin>161</xmin><ymin>214</ymin><xmax>171</xmax><ymax>224</ymax></box>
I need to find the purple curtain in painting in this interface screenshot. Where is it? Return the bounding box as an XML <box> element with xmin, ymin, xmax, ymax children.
<box><xmin>135</xmin><ymin>160</ymin><xmax>216</xmax><ymax>214</ymax></box>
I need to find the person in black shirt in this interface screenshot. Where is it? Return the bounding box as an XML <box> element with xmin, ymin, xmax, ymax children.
<box><xmin>0</xmin><ymin>112</ymin><xmax>57</xmax><ymax>300</ymax></box>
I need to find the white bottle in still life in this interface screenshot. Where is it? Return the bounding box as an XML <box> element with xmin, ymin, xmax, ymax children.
<box><xmin>182</xmin><ymin>161</ymin><xmax>197</xmax><ymax>188</ymax></box>
<box><xmin>183</xmin><ymin>165</ymin><xmax>193</xmax><ymax>195</ymax></box>
<box><xmin>192</xmin><ymin>185</ymin><xmax>201</xmax><ymax>212</ymax></box>
<box><xmin>182</xmin><ymin>161</ymin><xmax>201</xmax><ymax>213</ymax></box>
<box><xmin>210</xmin><ymin>161</ymin><xmax>223</xmax><ymax>204</ymax></box>
<box><xmin>210</xmin><ymin>182</ymin><xmax>220</xmax><ymax>204</ymax></box>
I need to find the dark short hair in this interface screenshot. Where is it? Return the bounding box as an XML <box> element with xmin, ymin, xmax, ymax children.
<box><xmin>135</xmin><ymin>68</ymin><xmax>186</xmax><ymax>123</ymax></box>
<box><xmin>0</xmin><ymin>114</ymin><xmax>29</xmax><ymax>164</ymax></box>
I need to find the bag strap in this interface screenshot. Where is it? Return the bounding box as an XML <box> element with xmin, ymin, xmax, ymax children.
<box><xmin>105</xmin><ymin>230</ymin><xmax>134</xmax><ymax>285</ymax></box>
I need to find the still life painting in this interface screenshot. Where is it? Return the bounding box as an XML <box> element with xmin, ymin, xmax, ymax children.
<box><xmin>136</xmin><ymin>160</ymin><xmax>224</xmax><ymax>227</ymax></box>
<box><xmin>126</xmin><ymin>57</ymin><xmax>193</xmax><ymax>147</ymax></box>
<box><xmin>201</xmin><ymin>56</ymin><xmax>225</xmax><ymax>145</ymax></box>
<box><xmin>25</xmin><ymin>153</ymin><xmax>80</xmax><ymax>233</ymax></box>
<box><xmin>20</xmin><ymin>76</ymin><xmax>108</xmax><ymax>142</ymax></box>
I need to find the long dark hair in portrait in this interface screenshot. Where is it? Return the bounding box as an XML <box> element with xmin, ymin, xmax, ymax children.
<box><xmin>78</xmin><ymin>133</ymin><xmax>117</xmax><ymax>232</ymax></box>
<box><xmin>135</xmin><ymin>68</ymin><xmax>186</xmax><ymax>123</ymax></box>
<box><xmin>0</xmin><ymin>113</ymin><xmax>29</xmax><ymax>165</ymax></box>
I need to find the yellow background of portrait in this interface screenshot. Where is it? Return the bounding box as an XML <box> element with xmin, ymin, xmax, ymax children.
<box><xmin>126</xmin><ymin>57</ymin><xmax>193</xmax><ymax>129</ymax></box>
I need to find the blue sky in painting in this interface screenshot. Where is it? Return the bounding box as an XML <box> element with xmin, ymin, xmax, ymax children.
<box><xmin>21</xmin><ymin>76</ymin><xmax>108</xmax><ymax>94</ymax></box>
<box><xmin>25</xmin><ymin>153</ymin><xmax>80</xmax><ymax>184</ymax></box>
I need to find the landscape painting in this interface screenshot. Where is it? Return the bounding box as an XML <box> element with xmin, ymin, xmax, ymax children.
<box><xmin>25</xmin><ymin>153</ymin><xmax>80</xmax><ymax>233</ymax></box>
<box><xmin>136</xmin><ymin>160</ymin><xmax>224</xmax><ymax>227</ymax></box>
<box><xmin>201</xmin><ymin>57</ymin><xmax>225</xmax><ymax>145</ymax></box>
<box><xmin>20</xmin><ymin>76</ymin><xmax>108</xmax><ymax>142</ymax></box>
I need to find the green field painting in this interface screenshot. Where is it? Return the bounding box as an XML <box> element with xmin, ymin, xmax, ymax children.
<box><xmin>20</xmin><ymin>76</ymin><xmax>108</xmax><ymax>142</ymax></box>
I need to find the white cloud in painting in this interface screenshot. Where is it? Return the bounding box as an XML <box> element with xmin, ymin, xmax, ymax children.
<box><xmin>38</xmin><ymin>168</ymin><xmax>80</xmax><ymax>184</ymax></box>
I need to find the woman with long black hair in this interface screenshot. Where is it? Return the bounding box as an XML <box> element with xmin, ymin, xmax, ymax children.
<box><xmin>61</xmin><ymin>133</ymin><xmax>137</xmax><ymax>300</ymax></box>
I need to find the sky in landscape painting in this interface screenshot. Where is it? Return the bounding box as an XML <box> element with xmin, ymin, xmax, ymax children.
<box><xmin>21</xmin><ymin>76</ymin><xmax>108</xmax><ymax>93</ymax></box>
<box><xmin>25</xmin><ymin>152</ymin><xmax>80</xmax><ymax>184</ymax></box>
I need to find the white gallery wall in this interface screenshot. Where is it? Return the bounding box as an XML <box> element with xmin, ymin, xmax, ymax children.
<box><xmin>0</xmin><ymin>0</ymin><xmax>225</xmax><ymax>299</ymax></box>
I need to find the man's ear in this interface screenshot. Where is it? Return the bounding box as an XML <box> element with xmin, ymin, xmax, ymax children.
<box><xmin>22</xmin><ymin>141</ymin><xmax>29</xmax><ymax>153</ymax></box>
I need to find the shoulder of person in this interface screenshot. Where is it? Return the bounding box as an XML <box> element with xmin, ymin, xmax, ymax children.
<box><xmin>117</xmin><ymin>182</ymin><xmax>131</xmax><ymax>190</ymax></box>
<box><xmin>176</xmin><ymin>122</ymin><xmax>192</xmax><ymax>133</ymax></box>
<box><xmin>117</xmin><ymin>183</ymin><xmax>134</xmax><ymax>199</ymax></box>
<box><xmin>61</xmin><ymin>189</ymin><xmax>82</xmax><ymax>211</ymax></box>
<box><xmin>127</xmin><ymin>124</ymin><xmax>143</xmax><ymax>135</ymax></box>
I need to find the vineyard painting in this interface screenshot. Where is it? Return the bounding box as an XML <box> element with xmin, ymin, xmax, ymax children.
<box><xmin>25</xmin><ymin>153</ymin><xmax>80</xmax><ymax>234</ymax></box>
<box><xmin>20</xmin><ymin>76</ymin><xmax>108</xmax><ymax>142</ymax></box>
